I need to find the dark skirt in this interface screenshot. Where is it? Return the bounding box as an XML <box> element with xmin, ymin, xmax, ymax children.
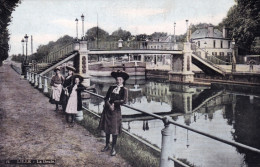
<box><xmin>99</xmin><ymin>103</ymin><xmax>122</xmax><ymax>135</ymax></box>
<box><xmin>60</xmin><ymin>89</ymin><xmax>69</xmax><ymax>111</ymax></box>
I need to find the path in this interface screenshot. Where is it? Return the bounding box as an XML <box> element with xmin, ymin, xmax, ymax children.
<box><xmin>0</xmin><ymin>64</ymin><xmax>131</xmax><ymax>167</ymax></box>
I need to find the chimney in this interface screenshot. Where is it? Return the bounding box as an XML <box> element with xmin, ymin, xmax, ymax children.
<box><xmin>223</xmin><ymin>26</ymin><xmax>228</xmax><ymax>38</ymax></box>
<box><xmin>208</xmin><ymin>26</ymin><xmax>214</xmax><ymax>37</ymax></box>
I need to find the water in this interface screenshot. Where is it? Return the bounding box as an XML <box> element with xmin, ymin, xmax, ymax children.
<box><xmin>87</xmin><ymin>77</ymin><xmax>260</xmax><ymax>167</ymax></box>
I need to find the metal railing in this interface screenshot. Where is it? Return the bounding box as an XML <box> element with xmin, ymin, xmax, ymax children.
<box><xmin>26</xmin><ymin>70</ymin><xmax>260</xmax><ymax>166</ymax></box>
<box><xmin>36</xmin><ymin>42</ymin><xmax>78</xmax><ymax>66</ymax></box>
<box><xmin>84</xmin><ymin>89</ymin><xmax>260</xmax><ymax>167</ymax></box>
<box><xmin>88</xmin><ymin>41</ymin><xmax>184</xmax><ymax>50</ymax></box>
<box><xmin>191</xmin><ymin>44</ymin><xmax>229</xmax><ymax>74</ymax></box>
<box><xmin>191</xmin><ymin>43</ymin><xmax>231</xmax><ymax>65</ymax></box>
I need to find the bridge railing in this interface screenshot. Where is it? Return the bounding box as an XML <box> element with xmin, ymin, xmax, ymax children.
<box><xmin>84</xmin><ymin>89</ymin><xmax>260</xmax><ymax>167</ymax></box>
<box><xmin>88</xmin><ymin>41</ymin><xmax>184</xmax><ymax>50</ymax></box>
<box><xmin>191</xmin><ymin>43</ymin><xmax>231</xmax><ymax>65</ymax></box>
<box><xmin>191</xmin><ymin>43</ymin><xmax>229</xmax><ymax>73</ymax></box>
<box><xmin>38</xmin><ymin>42</ymin><xmax>78</xmax><ymax>64</ymax></box>
<box><xmin>26</xmin><ymin>70</ymin><xmax>260</xmax><ymax>166</ymax></box>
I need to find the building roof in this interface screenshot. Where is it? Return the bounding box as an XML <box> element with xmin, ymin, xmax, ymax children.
<box><xmin>191</xmin><ymin>28</ymin><xmax>223</xmax><ymax>39</ymax></box>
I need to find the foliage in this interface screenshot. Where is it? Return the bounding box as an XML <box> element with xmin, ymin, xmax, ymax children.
<box><xmin>136</xmin><ymin>34</ymin><xmax>151</xmax><ymax>41</ymax></box>
<box><xmin>0</xmin><ymin>0</ymin><xmax>21</xmax><ymax>62</ymax></box>
<box><xmin>85</xmin><ymin>26</ymin><xmax>109</xmax><ymax>41</ymax></box>
<box><xmin>33</xmin><ymin>35</ymin><xmax>74</xmax><ymax>62</ymax></box>
<box><xmin>219</xmin><ymin>0</ymin><xmax>260</xmax><ymax>54</ymax></box>
<box><xmin>110</xmin><ymin>27</ymin><xmax>131</xmax><ymax>41</ymax></box>
<box><xmin>11</xmin><ymin>54</ymin><xmax>23</xmax><ymax>62</ymax></box>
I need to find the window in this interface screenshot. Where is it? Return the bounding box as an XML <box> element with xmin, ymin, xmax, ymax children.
<box><xmin>228</xmin><ymin>41</ymin><xmax>231</xmax><ymax>48</ymax></box>
<box><xmin>221</xmin><ymin>41</ymin><xmax>223</xmax><ymax>48</ymax></box>
<box><xmin>220</xmin><ymin>52</ymin><xmax>224</xmax><ymax>56</ymax></box>
<box><xmin>213</xmin><ymin>40</ymin><xmax>216</xmax><ymax>48</ymax></box>
<box><xmin>198</xmin><ymin>41</ymin><xmax>200</xmax><ymax>47</ymax></box>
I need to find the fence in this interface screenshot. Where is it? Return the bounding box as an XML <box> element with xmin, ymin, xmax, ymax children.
<box><xmin>83</xmin><ymin>90</ymin><xmax>260</xmax><ymax>167</ymax></box>
<box><xmin>26</xmin><ymin>70</ymin><xmax>260</xmax><ymax>166</ymax></box>
<box><xmin>88</xmin><ymin>41</ymin><xmax>184</xmax><ymax>50</ymax></box>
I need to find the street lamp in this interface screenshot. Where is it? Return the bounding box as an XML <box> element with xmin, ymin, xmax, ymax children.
<box><xmin>81</xmin><ymin>14</ymin><xmax>84</xmax><ymax>39</ymax></box>
<box><xmin>24</xmin><ymin>34</ymin><xmax>29</xmax><ymax>64</ymax></box>
<box><xmin>232</xmin><ymin>38</ymin><xmax>236</xmax><ymax>72</ymax></box>
<box><xmin>185</xmin><ymin>20</ymin><xmax>189</xmax><ymax>42</ymax></box>
<box><xmin>21</xmin><ymin>39</ymin><xmax>25</xmax><ymax>75</ymax></box>
<box><xmin>75</xmin><ymin>18</ymin><xmax>78</xmax><ymax>40</ymax></box>
<box><xmin>21</xmin><ymin>39</ymin><xmax>24</xmax><ymax>57</ymax></box>
<box><xmin>173</xmin><ymin>22</ymin><xmax>176</xmax><ymax>43</ymax></box>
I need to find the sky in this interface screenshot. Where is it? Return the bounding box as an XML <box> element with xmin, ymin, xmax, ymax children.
<box><xmin>8</xmin><ymin>0</ymin><xmax>236</xmax><ymax>55</ymax></box>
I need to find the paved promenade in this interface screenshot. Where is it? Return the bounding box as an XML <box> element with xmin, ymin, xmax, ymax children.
<box><xmin>0</xmin><ymin>64</ymin><xmax>130</xmax><ymax>167</ymax></box>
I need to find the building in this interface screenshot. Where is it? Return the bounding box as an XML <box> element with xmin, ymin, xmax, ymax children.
<box><xmin>191</xmin><ymin>26</ymin><xmax>232</xmax><ymax>60</ymax></box>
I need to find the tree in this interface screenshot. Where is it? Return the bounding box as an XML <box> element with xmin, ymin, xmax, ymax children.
<box><xmin>219</xmin><ymin>0</ymin><xmax>260</xmax><ymax>54</ymax></box>
<box><xmin>110</xmin><ymin>27</ymin><xmax>131</xmax><ymax>41</ymax></box>
<box><xmin>85</xmin><ymin>27</ymin><xmax>109</xmax><ymax>41</ymax></box>
<box><xmin>150</xmin><ymin>32</ymin><xmax>168</xmax><ymax>40</ymax></box>
<box><xmin>0</xmin><ymin>0</ymin><xmax>21</xmax><ymax>63</ymax></box>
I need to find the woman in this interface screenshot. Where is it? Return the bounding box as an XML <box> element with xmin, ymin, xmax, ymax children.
<box><xmin>50</xmin><ymin>66</ymin><xmax>64</xmax><ymax>111</ymax></box>
<box><xmin>99</xmin><ymin>70</ymin><xmax>129</xmax><ymax>156</ymax></box>
<box><xmin>65</xmin><ymin>75</ymin><xmax>86</xmax><ymax>127</ymax></box>
<box><xmin>60</xmin><ymin>66</ymin><xmax>76</xmax><ymax>113</ymax></box>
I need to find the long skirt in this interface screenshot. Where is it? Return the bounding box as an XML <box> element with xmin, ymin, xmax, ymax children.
<box><xmin>52</xmin><ymin>84</ymin><xmax>62</xmax><ymax>102</ymax></box>
<box><xmin>99</xmin><ymin>103</ymin><xmax>122</xmax><ymax>135</ymax></box>
<box><xmin>60</xmin><ymin>89</ymin><xmax>69</xmax><ymax>111</ymax></box>
<box><xmin>65</xmin><ymin>90</ymin><xmax>78</xmax><ymax>114</ymax></box>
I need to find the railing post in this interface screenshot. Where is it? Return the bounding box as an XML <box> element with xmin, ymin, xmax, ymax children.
<box><xmin>38</xmin><ymin>75</ymin><xmax>42</xmax><ymax>89</ymax></box>
<box><xmin>160</xmin><ymin>116</ymin><xmax>174</xmax><ymax>167</ymax></box>
<box><xmin>31</xmin><ymin>72</ymin><xmax>35</xmax><ymax>84</ymax></box>
<box><xmin>43</xmin><ymin>76</ymin><xmax>48</xmax><ymax>93</ymax></box>
<box><xmin>34</xmin><ymin>74</ymin><xmax>38</xmax><ymax>87</ymax></box>
<box><xmin>26</xmin><ymin>71</ymin><xmax>29</xmax><ymax>81</ymax></box>
<box><xmin>29</xmin><ymin>71</ymin><xmax>32</xmax><ymax>82</ymax></box>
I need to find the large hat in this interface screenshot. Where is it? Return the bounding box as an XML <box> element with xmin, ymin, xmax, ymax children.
<box><xmin>111</xmin><ymin>70</ymin><xmax>129</xmax><ymax>81</ymax></box>
<box><xmin>66</xmin><ymin>66</ymin><xmax>76</xmax><ymax>72</ymax></box>
<box><xmin>72</xmin><ymin>74</ymin><xmax>84</xmax><ymax>83</ymax></box>
<box><xmin>54</xmin><ymin>66</ymin><xmax>61</xmax><ymax>72</ymax></box>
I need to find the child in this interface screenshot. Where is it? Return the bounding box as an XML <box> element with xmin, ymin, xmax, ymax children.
<box><xmin>65</xmin><ymin>75</ymin><xmax>86</xmax><ymax>127</ymax></box>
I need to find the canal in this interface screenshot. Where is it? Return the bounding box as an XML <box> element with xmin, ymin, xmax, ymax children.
<box><xmin>86</xmin><ymin>76</ymin><xmax>260</xmax><ymax>167</ymax></box>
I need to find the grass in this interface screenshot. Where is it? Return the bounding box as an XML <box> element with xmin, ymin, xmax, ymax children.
<box><xmin>79</xmin><ymin>110</ymin><xmax>160</xmax><ymax>167</ymax></box>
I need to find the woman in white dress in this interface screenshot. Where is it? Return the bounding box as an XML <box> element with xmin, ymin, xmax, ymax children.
<box><xmin>50</xmin><ymin>66</ymin><xmax>64</xmax><ymax>111</ymax></box>
<box><xmin>65</xmin><ymin>75</ymin><xmax>86</xmax><ymax>127</ymax></box>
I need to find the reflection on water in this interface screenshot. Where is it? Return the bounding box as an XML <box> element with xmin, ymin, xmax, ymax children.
<box><xmin>87</xmin><ymin>77</ymin><xmax>260</xmax><ymax>167</ymax></box>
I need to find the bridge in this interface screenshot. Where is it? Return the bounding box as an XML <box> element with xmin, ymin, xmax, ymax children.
<box><xmin>27</xmin><ymin>39</ymin><xmax>231</xmax><ymax>87</ymax></box>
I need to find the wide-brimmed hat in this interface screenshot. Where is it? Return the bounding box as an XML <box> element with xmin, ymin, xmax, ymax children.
<box><xmin>72</xmin><ymin>74</ymin><xmax>84</xmax><ymax>83</ymax></box>
<box><xmin>111</xmin><ymin>70</ymin><xmax>129</xmax><ymax>81</ymax></box>
<box><xmin>54</xmin><ymin>66</ymin><xmax>61</xmax><ymax>72</ymax></box>
<box><xmin>66</xmin><ymin>66</ymin><xmax>76</xmax><ymax>72</ymax></box>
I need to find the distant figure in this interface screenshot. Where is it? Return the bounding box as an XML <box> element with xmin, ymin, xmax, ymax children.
<box><xmin>65</xmin><ymin>75</ymin><xmax>86</xmax><ymax>127</ymax></box>
<box><xmin>60</xmin><ymin>66</ymin><xmax>76</xmax><ymax>113</ymax></box>
<box><xmin>99</xmin><ymin>70</ymin><xmax>129</xmax><ymax>156</ymax></box>
<box><xmin>50</xmin><ymin>67</ymin><xmax>64</xmax><ymax>111</ymax></box>
<box><xmin>250</xmin><ymin>62</ymin><xmax>254</xmax><ymax>72</ymax></box>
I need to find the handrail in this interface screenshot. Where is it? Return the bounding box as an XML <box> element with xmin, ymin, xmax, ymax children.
<box><xmin>191</xmin><ymin>43</ymin><xmax>230</xmax><ymax>65</ymax></box>
<box><xmin>84</xmin><ymin>90</ymin><xmax>260</xmax><ymax>154</ymax></box>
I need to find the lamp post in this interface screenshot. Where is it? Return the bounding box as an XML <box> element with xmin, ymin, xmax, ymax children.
<box><xmin>232</xmin><ymin>38</ymin><xmax>236</xmax><ymax>72</ymax></box>
<box><xmin>75</xmin><ymin>18</ymin><xmax>78</xmax><ymax>40</ymax></box>
<box><xmin>24</xmin><ymin>34</ymin><xmax>29</xmax><ymax>64</ymax></box>
<box><xmin>21</xmin><ymin>39</ymin><xmax>24</xmax><ymax>57</ymax></box>
<box><xmin>21</xmin><ymin>39</ymin><xmax>25</xmax><ymax>75</ymax></box>
<box><xmin>81</xmin><ymin>14</ymin><xmax>84</xmax><ymax>39</ymax></box>
<box><xmin>186</xmin><ymin>20</ymin><xmax>189</xmax><ymax>42</ymax></box>
<box><xmin>173</xmin><ymin>22</ymin><xmax>176</xmax><ymax>43</ymax></box>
